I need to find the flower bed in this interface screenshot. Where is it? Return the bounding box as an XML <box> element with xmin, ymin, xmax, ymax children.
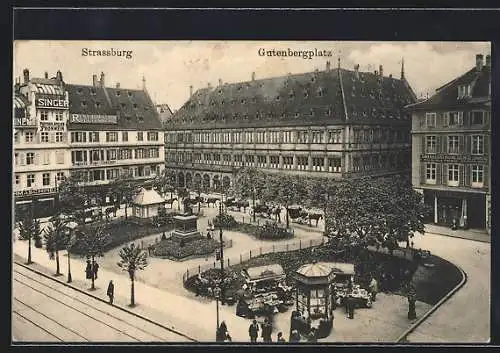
<box><xmin>70</xmin><ymin>218</ymin><xmax>175</xmax><ymax>255</ymax></box>
<box><xmin>151</xmin><ymin>236</ymin><xmax>221</xmax><ymax>260</ymax></box>
<box><xmin>214</xmin><ymin>214</ymin><xmax>293</xmax><ymax>240</ymax></box>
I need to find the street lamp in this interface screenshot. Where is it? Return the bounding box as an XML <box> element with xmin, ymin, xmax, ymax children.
<box><xmin>214</xmin><ymin>285</ymin><xmax>221</xmax><ymax>340</ymax></box>
<box><xmin>64</xmin><ymin>226</ymin><xmax>73</xmax><ymax>283</ymax></box>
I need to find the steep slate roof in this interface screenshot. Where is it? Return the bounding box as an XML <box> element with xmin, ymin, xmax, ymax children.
<box><xmin>169</xmin><ymin>66</ymin><xmax>416</xmax><ymax>130</ymax></box>
<box><xmin>405</xmin><ymin>64</ymin><xmax>491</xmax><ymax>111</ymax></box>
<box><xmin>67</xmin><ymin>83</ymin><xmax>163</xmax><ymax>131</ymax></box>
<box><xmin>132</xmin><ymin>187</ymin><xmax>165</xmax><ymax>206</ymax></box>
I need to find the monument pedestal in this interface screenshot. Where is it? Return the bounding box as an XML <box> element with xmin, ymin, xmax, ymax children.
<box><xmin>170</xmin><ymin>215</ymin><xmax>201</xmax><ymax>243</ymax></box>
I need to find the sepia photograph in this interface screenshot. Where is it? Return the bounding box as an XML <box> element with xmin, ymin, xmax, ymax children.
<box><xmin>12</xmin><ymin>40</ymin><xmax>491</xmax><ymax>344</ymax></box>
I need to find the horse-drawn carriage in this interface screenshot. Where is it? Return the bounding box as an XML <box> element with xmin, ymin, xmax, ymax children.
<box><xmin>287</xmin><ymin>206</ymin><xmax>323</xmax><ymax>227</ymax></box>
<box><xmin>224</xmin><ymin>197</ymin><xmax>250</xmax><ymax>212</ymax></box>
<box><xmin>248</xmin><ymin>204</ymin><xmax>282</xmax><ymax>220</ymax></box>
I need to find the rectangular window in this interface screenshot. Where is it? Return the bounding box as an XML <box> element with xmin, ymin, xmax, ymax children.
<box><xmin>425</xmin><ymin>163</ymin><xmax>436</xmax><ymax>184</ymax></box>
<box><xmin>40</xmin><ymin>110</ymin><xmax>49</xmax><ymax>121</ymax></box>
<box><xmin>26</xmin><ymin>174</ymin><xmax>35</xmax><ymax>188</ymax></box>
<box><xmin>42</xmin><ymin>173</ymin><xmax>50</xmax><ymax>186</ymax></box>
<box><xmin>56</xmin><ymin>150</ymin><xmax>65</xmax><ymax>164</ymax></box>
<box><xmin>88</xmin><ymin>132</ymin><xmax>99</xmax><ymax>142</ymax></box>
<box><xmin>312</xmin><ymin>131</ymin><xmax>323</xmax><ymax>144</ymax></box>
<box><xmin>471</xmin><ymin>135</ymin><xmax>484</xmax><ymax>155</ymax></box>
<box><xmin>106</xmin><ymin>132</ymin><xmax>118</xmax><ymax>142</ymax></box>
<box><xmin>56</xmin><ymin>172</ymin><xmax>65</xmax><ymax>182</ymax></box>
<box><xmin>312</xmin><ymin>157</ymin><xmax>324</xmax><ymax>171</ymax></box>
<box><xmin>55</xmin><ymin>111</ymin><xmax>64</xmax><ymax>121</ymax></box>
<box><xmin>106</xmin><ymin>169</ymin><xmax>119</xmax><ymax>180</ymax></box>
<box><xmin>447</xmin><ymin>164</ymin><xmax>460</xmax><ymax>186</ymax></box>
<box><xmin>425</xmin><ymin>113</ymin><xmax>436</xmax><ymax>127</ymax></box>
<box><xmin>269</xmin><ymin>156</ymin><xmax>279</xmax><ymax>168</ymax></box>
<box><xmin>137</xmin><ymin>132</ymin><xmax>144</xmax><ymax>141</ymax></box>
<box><xmin>353</xmin><ymin>157</ymin><xmax>360</xmax><ymax>172</ymax></box>
<box><xmin>246</xmin><ymin>155</ymin><xmax>254</xmax><ymax>166</ymax></box>
<box><xmin>14</xmin><ymin>132</ymin><xmax>19</xmax><ymax>143</ymax></box>
<box><xmin>426</xmin><ymin>136</ymin><xmax>437</xmax><ymax>154</ymax></box>
<box><xmin>15</xmin><ymin>174</ymin><xmax>20</xmax><ymax>185</ymax></box>
<box><xmin>297</xmin><ymin>156</ymin><xmax>308</xmax><ymax>170</ymax></box>
<box><xmin>471</xmin><ymin>165</ymin><xmax>484</xmax><ymax>187</ymax></box>
<box><xmin>328</xmin><ymin>130</ymin><xmax>342</xmax><ymax>144</ymax></box>
<box><xmin>106</xmin><ymin>149</ymin><xmax>117</xmax><ymax>160</ymax></box>
<box><xmin>283</xmin><ymin>131</ymin><xmax>292</xmax><ymax>143</ymax></box>
<box><xmin>448</xmin><ymin>112</ymin><xmax>463</xmax><ymax>126</ymax></box>
<box><xmin>472</xmin><ymin>111</ymin><xmax>485</xmax><ymax>125</ymax></box>
<box><xmin>41</xmin><ymin>132</ymin><xmax>49</xmax><ymax>143</ymax></box>
<box><xmin>25</xmin><ymin>132</ymin><xmax>34</xmax><ymax>143</ymax></box>
<box><xmin>26</xmin><ymin>152</ymin><xmax>35</xmax><ymax>165</ymax></box>
<box><xmin>328</xmin><ymin>158</ymin><xmax>341</xmax><ymax>172</ymax></box>
<box><xmin>135</xmin><ymin>148</ymin><xmax>144</xmax><ymax>159</ymax></box>
<box><xmin>55</xmin><ymin>132</ymin><xmax>63</xmax><ymax>143</ymax></box>
<box><xmin>147</xmin><ymin>132</ymin><xmax>159</xmax><ymax>141</ymax></box>
<box><xmin>122</xmin><ymin>131</ymin><xmax>129</xmax><ymax>142</ymax></box>
<box><xmin>447</xmin><ymin>136</ymin><xmax>459</xmax><ymax>154</ymax></box>
<box><xmin>71</xmin><ymin>132</ymin><xmax>87</xmax><ymax>143</ymax></box>
<box><xmin>458</xmin><ymin>85</ymin><xmax>470</xmax><ymax>99</ymax></box>
<box><xmin>283</xmin><ymin>156</ymin><xmax>293</xmax><ymax>169</ymax></box>
<box><xmin>42</xmin><ymin>151</ymin><xmax>51</xmax><ymax>165</ymax></box>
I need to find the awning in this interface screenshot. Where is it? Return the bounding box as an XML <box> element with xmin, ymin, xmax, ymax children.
<box><xmin>245</xmin><ymin>264</ymin><xmax>285</xmax><ymax>282</ymax></box>
<box><xmin>38</xmin><ymin>197</ymin><xmax>55</xmax><ymax>202</ymax></box>
<box><xmin>15</xmin><ymin>200</ymin><xmax>32</xmax><ymax>205</ymax></box>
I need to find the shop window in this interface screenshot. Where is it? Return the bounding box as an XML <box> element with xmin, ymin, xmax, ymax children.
<box><xmin>26</xmin><ymin>174</ymin><xmax>35</xmax><ymax>188</ymax></box>
<box><xmin>471</xmin><ymin>165</ymin><xmax>484</xmax><ymax>188</ymax></box>
<box><xmin>42</xmin><ymin>173</ymin><xmax>50</xmax><ymax>186</ymax></box>
<box><xmin>426</xmin><ymin>163</ymin><xmax>436</xmax><ymax>184</ymax></box>
<box><xmin>447</xmin><ymin>164</ymin><xmax>460</xmax><ymax>187</ymax></box>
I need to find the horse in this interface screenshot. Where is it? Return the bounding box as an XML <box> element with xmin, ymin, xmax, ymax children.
<box><xmin>104</xmin><ymin>205</ymin><xmax>118</xmax><ymax>220</ymax></box>
<box><xmin>308</xmin><ymin>213</ymin><xmax>323</xmax><ymax>227</ymax></box>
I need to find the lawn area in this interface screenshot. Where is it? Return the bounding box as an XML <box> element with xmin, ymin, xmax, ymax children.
<box><xmin>150</xmin><ymin>236</ymin><xmax>221</xmax><ymax>260</ymax></box>
<box><xmin>70</xmin><ymin>218</ymin><xmax>176</xmax><ymax>255</ymax></box>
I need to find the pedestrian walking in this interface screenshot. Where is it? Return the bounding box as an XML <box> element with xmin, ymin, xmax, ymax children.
<box><xmin>347</xmin><ymin>295</ymin><xmax>355</xmax><ymax>319</ymax></box>
<box><xmin>85</xmin><ymin>260</ymin><xmax>92</xmax><ymax>279</ymax></box>
<box><xmin>261</xmin><ymin>318</ymin><xmax>272</xmax><ymax>342</ymax></box>
<box><xmin>369</xmin><ymin>276</ymin><xmax>379</xmax><ymax>302</ymax></box>
<box><xmin>249</xmin><ymin>319</ymin><xmax>259</xmax><ymax>342</ymax></box>
<box><xmin>277</xmin><ymin>332</ymin><xmax>286</xmax><ymax>343</ymax></box>
<box><xmin>107</xmin><ymin>280</ymin><xmax>114</xmax><ymax>304</ymax></box>
<box><xmin>219</xmin><ymin>321</ymin><xmax>228</xmax><ymax>339</ymax></box>
<box><xmin>93</xmin><ymin>262</ymin><xmax>99</xmax><ymax>279</ymax></box>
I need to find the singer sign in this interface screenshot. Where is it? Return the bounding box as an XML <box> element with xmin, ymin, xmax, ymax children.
<box><xmin>35</xmin><ymin>95</ymin><xmax>69</xmax><ymax>109</ymax></box>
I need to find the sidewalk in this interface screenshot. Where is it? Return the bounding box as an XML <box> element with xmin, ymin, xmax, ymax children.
<box><xmin>424</xmin><ymin>224</ymin><xmax>490</xmax><ymax>244</ymax></box>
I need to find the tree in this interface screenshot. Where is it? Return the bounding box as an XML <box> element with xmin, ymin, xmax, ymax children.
<box><xmin>304</xmin><ymin>177</ymin><xmax>337</xmax><ymax>228</ymax></box>
<box><xmin>154</xmin><ymin>168</ymin><xmax>177</xmax><ymax>199</ymax></box>
<box><xmin>17</xmin><ymin>211</ymin><xmax>42</xmax><ymax>265</ymax></box>
<box><xmin>263</xmin><ymin>174</ymin><xmax>309</xmax><ymax>229</ymax></box>
<box><xmin>109</xmin><ymin>173</ymin><xmax>138</xmax><ymax>220</ymax></box>
<box><xmin>77</xmin><ymin>224</ymin><xmax>111</xmax><ymax>290</ymax></box>
<box><xmin>232</xmin><ymin>167</ymin><xmax>266</xmax><ymax>222</ymax></box>
<box><xmin>117</xmin><ymin>243</ymin><xmax>148</xmax><ymax>307</ymax></box>
<box><xmin>43</xmin><ymin>216</ymin><xmax>69</xmax><ymax>276</ymax></box>
<box><xmin>57</xmin><ymin>173</ymin><xmax>91</xmax><ymax>225</ymax></box>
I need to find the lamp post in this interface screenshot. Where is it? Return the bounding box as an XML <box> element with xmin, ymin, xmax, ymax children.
<box><xmin>65</xmin><ymin>226</ymin><xmax>73</xmax><ymax>283</ymax></box>
<box><xmin>214</xmin><ymin>285</ymin><xmax>221</xmax><ymax>341</ymax></box>
<box><xmin>218</xmin><ymin>185</ymin><xmax>225</xmax><ymax>305</ymax></box>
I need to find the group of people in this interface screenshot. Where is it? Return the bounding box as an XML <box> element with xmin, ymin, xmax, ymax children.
<box><xmin>248</xmin><ymin>318</ymin><xmax>286</xmax><ymax>343</ymax></box>
<box><xmin>85</xmin><ymin>259</ymin><xmax>116</xmax><ymax>305</ymax></box>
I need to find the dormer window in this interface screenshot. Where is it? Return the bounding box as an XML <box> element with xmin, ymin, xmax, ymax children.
<box><xmin>281</xmin><ymin>112</ymin><xmax>286</xmax><ymax>119</ymax></box>
<box><xmin>458</xmin><ymin>84</ymin><xmax>471</xmax><ymax>99</ymax></box>
<box><xmin>137</xmin><ymin>116</ymin><xmax>144</xmax><ymax>122</ymax></box>
<box><xmin>133</xmin><ymin>104</ymin><xmax>138</xmax><ymax>109</ymax></box>
<box><xmin>310</xmin><ymin>109</ymin><xmax>314</xmax><ymax>117</ymax></box>
<box><xmin>311</xmin><ymin>76</ymin><xmax>316</xmax><ymax>83</ymax></box>
<box><xmin>127</xmin><ymin>91</ymin><xmax>133</xmax><ymax>97</ymax></box>
<box><xmin>90</xmin><ymin>89</ymin><xmax>96</xmax><ymax>95</ymax></box>
<box><xmin>95</xmin><ymin>102</ymin><xmax>101</xmax><ymax>108</ymax></box>
<box><xmin>252</xmin><ymin>97</ymin><xmax>257</xmax><ymax>103</ymax></box>
<box><xmin>325</xmin><ymin>108</ymin><xmax>331</xmax><ymax>116</ymax></box>
<box><xmin>81</xmin><ymin>101</ymin><xmax>87</xmax><ymax>107</ymax></box>
<box><xmin>289</xmin><ymin>91</ymin><xmax>295</xmax><ymax>99</ymax></box>
<box><xmin>295</xmin><ymin>112</ymin><xmax>300</xmax><ymax>118</ymax></box>
<box><xmin>237</xmin><ymin>86</ymin><xmax>242</xmax><ymax>91</ymax></box>
<box><xmin>276</xmin><ymin>95</ymin><xmax>280</xmax><ymax>101</ymax></box>
<box><xmin>221</xmin><ymin>100</ymin><xmax>225</xmax><ymax>105</ymax></box>
<box><xmin>116</xmin><ymin>90</ymin><xmax>121</xmax><ymax>96</ymax></box>
<box><xmin>241</xmin><ymin>99</ymin><xmax>246</xmax><ymax>104</ymax></box>
<box><xmin>77</xmin><ymin>88</ymin><xmax>83</xmax><ymax>94</ymax></box>
<box><xmin>304</xmin><ymin>90</ymin><xmax>309</xmax><ymax>98</ymax></box>
<box><xmin>121</xmin><ymin>103</ymin><xmax>126</xmax><ymax>108</ymax></box>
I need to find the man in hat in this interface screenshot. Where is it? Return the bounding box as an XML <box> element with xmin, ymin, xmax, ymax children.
<box><xmin>107</xmin><ymin>280</ymin><xmax>114</xmax><ymax>304</ymax></box>
<box><xmin>248</xmin><ymin>319</ymin><xmax>259</xmax><ymax>342</ymax></box>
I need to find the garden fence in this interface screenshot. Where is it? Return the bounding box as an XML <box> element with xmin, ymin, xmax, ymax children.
<box><xmin>182</xmin><ymin>236</ymin><xmax>325</xmax><ymax>283</ymax></box>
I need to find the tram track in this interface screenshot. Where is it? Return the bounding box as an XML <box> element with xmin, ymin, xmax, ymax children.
<box><xmin>13</xmin><ymin>263</ymin><xmax>188</xmax><ymax>342</ymax></box>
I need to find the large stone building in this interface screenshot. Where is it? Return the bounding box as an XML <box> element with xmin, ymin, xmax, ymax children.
<box><xmin>406</xmin><ymin>53</ymin><xmax>491</xmax><ymax>232</ymax></box>
<box><xmin>13</xmin><ymin>70</ymin><xmax>165</xmax><ymax>218</ymax></box>
<box><xmin>13</xmin><ymin>70</ymin><xmax>71</xmax><ymax>217</ymax></box>
<box><xmin>164</xmin><ymin>60</ymin><xmax>416</xmax><ymax>191</ymax></box>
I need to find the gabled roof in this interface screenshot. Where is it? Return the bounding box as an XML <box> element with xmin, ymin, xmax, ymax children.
<box><xmin>405</xmin><ymin>65</ymin><xmax>491</xmax><ymax>111</ymax></box>
<box><xmin>66</xmin><ymin>84</ymin><xmax>163</xmax><ymax>131</ymax></box>
<box><xmin>168</xmin><ymin>66</ymin><xmax>416</xmax><ymax>130</ymax></box>
<box><xmin>13</xmin><ymin>94</ymin><xmax>29</xmax><ymax>119</ymax></box>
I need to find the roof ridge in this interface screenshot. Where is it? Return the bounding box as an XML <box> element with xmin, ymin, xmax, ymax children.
<box><xmin>434</xmin><ymin>67</ymin><xmax>475</xmax><ymax>93</ymax></box>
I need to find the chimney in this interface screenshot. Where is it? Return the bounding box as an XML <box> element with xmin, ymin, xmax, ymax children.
<box><xmin>189</xmin><ymin>85</ymin><xmax>193</xmax><ymax>97</ymax></box>
<box><xmin>486</xmin><ymin>54</ymin><xmax>491</xmax><ymax>67</ymax></box>
<box><xmin>116</xmin><ymin>82</ymin><xmax>120</xmax><ymax>88</ymax></box>
<box><xmin>92</xmin><ymin>74</ymin><xmax>98</xmax><ymax>86</ymax></box>
<box><xmin>218</xmin><ymin>78</ymin><xmax>223</xmax><ymax>86</ymax></box>
<box><xmin>44</xmin><ymin>71</ymin><xmax>48</xmax><ymax>79</ymax></box>
<box><xmin>23</xmin><ymin>68</ymin><xmax>29</xmax><ymax>84</ymax></box>
<box><xmin>374</xmin><ymin>70</ymin><xmax>378</xmax><ymax>76</ymax></box>
<box><xmin>14</xmin><ymin>77</ymin><xmax>20</xmax><ymax>92</ymax></box>
<box><xmin>56</xmin><ymin>70</ymin><xmax>63</xmax><ymax>81</ymax></box>
<box><xmin>142</xmin><ymin>75</ymin><xmax>147</xmax><ymax>91</ymax></box>
<box><xmin>251</xmin><ymin>72</ymin><xmax>256</xmax><ymax>81</ymax></box>
<box><xmin>354</xmin><ymin>64</ymin><xmax>360</xmax><ymax>79</ymax></box>
<box><xmin>476</xmin><ymin>54</ymin><xmax>484</xmax><ymax>72</ymax></box>
<box><xmin>326</xmin><ymin>61</ymin><xmax>331</xmax><ymax>71</ymax></box>
<box><xmin>100</xmin><ymin>71</ymin><xmax>105</xmax><ymax>87</ymax></box>
<box><xmin>379</xmin><ymin>65</ymin><xmax>383</xmax><ymax>77</ymax></box>
<box><xmin>207</xmin><ymin>82</ymin><xmax>212</xmax><ymax>89</ymax></box>
<box><xmin>389</xmin><ymin>74</ymin><xmax>393</xmax><ymax>78</ymax></box>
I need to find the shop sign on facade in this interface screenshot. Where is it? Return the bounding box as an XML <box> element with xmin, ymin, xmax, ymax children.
<box><xmin>14</xmin><ymin>187</ymin><xmax>57</xmax><ymax>197</ymax></box>
<box><xmin>70</xmin><ymin>114</ymin><xmax>118</xmax><ymax>124</ymax></box>
<box><xmin>35</xmin><ymin>95</ymin><xmax>69</xmax><ymax>109</ymax></box>
<box><xmin>14</xmin><ymin>117</ymin><xmax>37</xmax><ymax>127</ymax></box>
<box><xmin>40</xmin><ymin>121</ymin><xmax>66</xmax><ymax>131</ymax></box>
<box><xmin>420</xmin><ymin>154</ymin><xmax>488</xmax><ymax>163</ymax></box>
